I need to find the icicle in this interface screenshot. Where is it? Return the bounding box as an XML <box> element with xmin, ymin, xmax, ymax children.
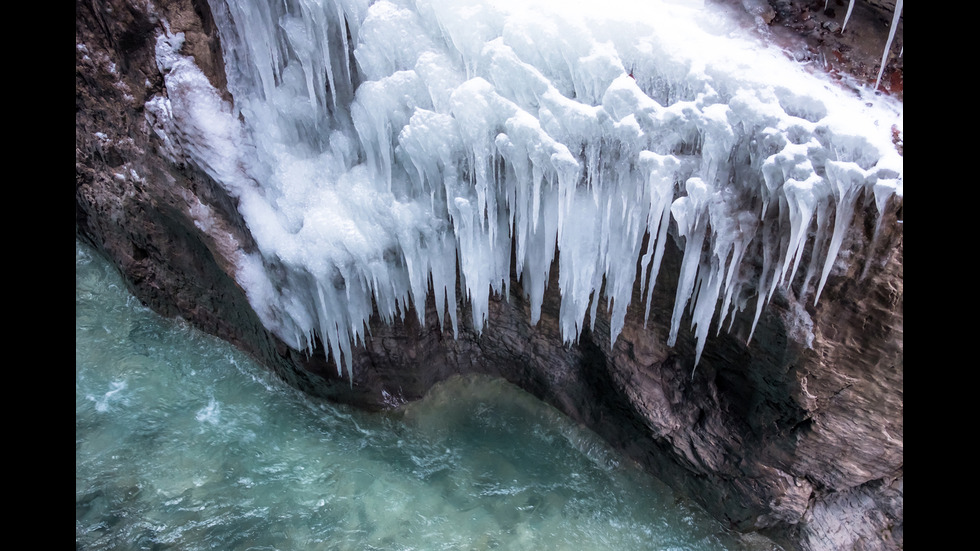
<box><xmin>781</xmin><ymin>175</ymin><xmax>821</xmax><ymax>287</ymax></box>
<box><xmin>874</xmin><ymin>0</ymin><xmax>904</xmax><ymax>90</ymax></box>
<box><xmin>637</xmin><ymin>152</ymin><xmax>679</xmax><ymax>326</ymax></box>
<box><xmin>689</xmin><ymin>253</ymin><xmax>724</xmax><ymax>369</ymax></box>
<box><xmin>841</xmin><ymin>0</ymin><xmax>856</xmax><ymax>32</ymax></box>
<box><xmin>747</xmin><ymin>212</ymin><xmax>779</xmax><ymax>345</ymax></box>
<box><xmin>800</xmin><ymin>196</ymin><xmax>831</xmax><ymax>303</ymax></box>
<box><xmin>667</xmin><ymin>178</ymin><xmax>710</xmax><ymax>348</ymax></box>
<box><xmin>814</xmin><ymin>160</ymin><xmax>868</xmax><ymax>304</ymax></box>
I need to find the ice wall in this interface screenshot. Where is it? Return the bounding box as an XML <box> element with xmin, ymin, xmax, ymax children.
<box><xmin>149</xmin><ymin>0</ymin><xmax>903</xmax><ymax>377</ymax></box>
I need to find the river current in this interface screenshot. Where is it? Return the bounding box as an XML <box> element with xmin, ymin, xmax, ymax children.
<box><xmin>76</xmin><ymin>239</ymin><xmax>778</xmax><ymax>550</ymax></box>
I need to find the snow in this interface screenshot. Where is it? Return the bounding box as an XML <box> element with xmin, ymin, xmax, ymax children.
<box><xmin>151</xmin><ymin>0</ymin><xmax>903</xmax><ymax>374</ymax></box>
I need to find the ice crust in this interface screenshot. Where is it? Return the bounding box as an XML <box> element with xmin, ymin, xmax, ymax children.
<box><xmin>152</xmin><ymin>0</ymin><xmax>903</xmax><ymax>376</ymax></box>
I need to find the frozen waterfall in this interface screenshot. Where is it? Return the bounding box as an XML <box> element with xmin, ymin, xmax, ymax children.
<box><xmin>147</xmin><ymin>0</ymin><xmax>903</xmax><ymax>377</ymax></box>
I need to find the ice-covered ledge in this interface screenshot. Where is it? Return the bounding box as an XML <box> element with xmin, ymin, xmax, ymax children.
<box><xmin>150</xmin><ymin>0</ymin><xmax>901</xmax><ymax>379</ymax></box>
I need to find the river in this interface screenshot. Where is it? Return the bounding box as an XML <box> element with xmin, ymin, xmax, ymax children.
<box><xmin>77</xmin><ymin>239</ymin><xmax>778</xmax><ymax>550</ymax></box>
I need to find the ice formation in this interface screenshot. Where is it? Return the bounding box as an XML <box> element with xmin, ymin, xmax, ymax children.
<box><xmin>827</xmin><ymin>0</ymin><xmax>903</xmax><ymax>90</ymax></box>
<box><xmin>873</xmin><ymin>0</ymin><xmax>903</xmax><ymax>90</ymax></box>
<box><xmin>147</xmin><ymin>0</ymin><xmax>903</xmax><ymax>377</ymax></box>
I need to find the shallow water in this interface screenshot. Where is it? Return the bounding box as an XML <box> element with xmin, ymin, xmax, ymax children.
<box><xmin>76</xmin><ymin>240</ymin><xmax>777</xmax><ymax>550</ymax></box>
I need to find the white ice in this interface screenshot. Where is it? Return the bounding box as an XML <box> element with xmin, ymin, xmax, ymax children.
<box><xmin>149</xmin><ymin>0</ymin><xmax>903</xmax><ymax>375</ymax></box>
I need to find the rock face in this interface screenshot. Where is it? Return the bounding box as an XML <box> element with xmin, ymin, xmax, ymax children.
<box><xmin>76</xmin><ymin>1</ymin><xmax>902</xmax><ymax>549</ymax></box>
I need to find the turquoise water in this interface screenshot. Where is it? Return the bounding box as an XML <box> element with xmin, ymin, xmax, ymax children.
<box><xmin>76</xmin><ymin>240</ymin><xmax>777</xmax><ymax>550</ymax></box>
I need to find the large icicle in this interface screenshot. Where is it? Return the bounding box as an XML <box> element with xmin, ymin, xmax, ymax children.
<box><xmin>874</xmin><ymin>0</ymin><xmax>903</xmax><ymax>90</ymax></box>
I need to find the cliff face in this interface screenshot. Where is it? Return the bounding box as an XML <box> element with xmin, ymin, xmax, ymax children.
<box><xmin>76</xmin><ymin>1</ymin><xmax>902</xmax><ymax>549</ymax></box>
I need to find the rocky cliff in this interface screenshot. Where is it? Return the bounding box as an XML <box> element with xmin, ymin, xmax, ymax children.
<box><xmin>76</xmin><ymin>1</ymin><xmax>902</xmax><ymax>549</ymax></box>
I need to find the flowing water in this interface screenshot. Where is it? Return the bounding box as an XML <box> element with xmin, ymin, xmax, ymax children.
<box><xmin>76</xmin><ymin>239</ymin><xmax>779</xmax><ymax>550</ymax></box>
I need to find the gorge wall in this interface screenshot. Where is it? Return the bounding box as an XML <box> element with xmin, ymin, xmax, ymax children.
<box><xmin>76</xmin><ymin>1</ymin><xmax>903</xmax><ymax>549</ymax></box>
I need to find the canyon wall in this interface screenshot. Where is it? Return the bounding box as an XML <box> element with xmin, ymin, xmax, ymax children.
<box><xmin>76</xmin><ymin>1</ymin><xmax>902</xmax><ymax>548</ymax></box>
